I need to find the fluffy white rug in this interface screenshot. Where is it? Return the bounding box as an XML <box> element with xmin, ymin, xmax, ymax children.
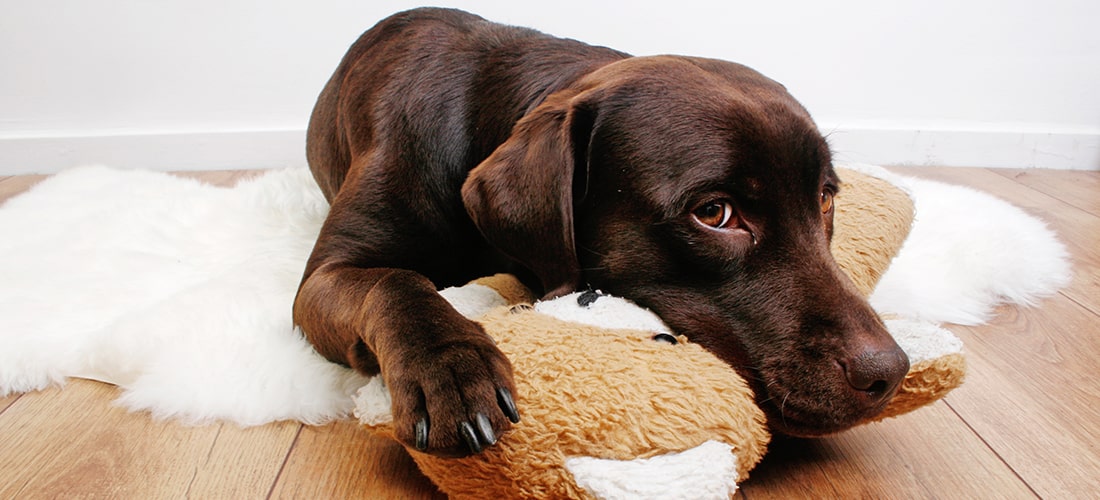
<box><xmin>852</xmin><ymin>164</ymin><xmax>1072</xmax><ymax>324</ymax></box>
<box><xmin>0</xmin><ymin>164</ymin><xmax>1070</xmax><ymax>426</ymax></box>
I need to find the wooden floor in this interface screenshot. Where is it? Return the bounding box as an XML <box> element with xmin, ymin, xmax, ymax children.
<box><xmin>1</xmin><ymin>166</ymin><xmax>1097</xmax><ymax>498</ymax></box>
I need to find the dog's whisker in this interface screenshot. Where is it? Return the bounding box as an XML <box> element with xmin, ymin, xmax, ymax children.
<box><xmin>779</xmin><ymin>391</ymin><xmax>793</xmax><ymax>429</ymax></box>
<box><xmin>578</xmin><ymin>246</ymin><xmax>612</xmax><ymax>260</ymax></box>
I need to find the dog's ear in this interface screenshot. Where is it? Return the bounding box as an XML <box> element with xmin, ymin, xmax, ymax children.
<box><xmin>462</xmin><ymin>90</ymin><xmax>596</xmax><ymax>299</ymax></box>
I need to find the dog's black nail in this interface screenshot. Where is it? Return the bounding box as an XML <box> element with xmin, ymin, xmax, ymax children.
<box><xmin>459</xmin><ymin>421</ymin><xmax>482</xmax><ymax>454</ymax></box>
<box><xmin>577</xmin><ymin>290</ymin><xmax>601</xmax><ymax>307</ymax></box>
<box><xmin>497</xmin><ymin>387</ymin><xmax>520</xmax><ymax>423</ymax></box>
<box><xmin>414</xmin><ymin>418</ymin><xmax>429</xmax><ymax>451</ymax></box>
<box><xmin>475</xmin><ymin>413</ymin><xmax>497</xmax><ymax>446</ymax></box>
<box><xmin>653</xmin><ymin>333</ymin><xmax>678</xmax><ymax>345</ymax></box>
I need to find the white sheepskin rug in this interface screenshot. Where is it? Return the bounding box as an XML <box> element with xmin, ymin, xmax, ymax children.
<box><xmin>0</xmin><ymin>164</ymin><xmax>1071</xmax><ymax>426</ymax></box>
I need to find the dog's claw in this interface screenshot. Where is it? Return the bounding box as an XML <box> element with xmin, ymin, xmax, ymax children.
<box><xmin>414</xmin><ymin>418</ymin><xmax>429</xmax><ymax>451</ymax></box>
<box><xmin>475</xmin><ymin>413</ymin><xmax>497</xmax><ymax>446</ymax></box>
<box><xmin>497</xmin><ymin>387</ymin><xmax>520</xmax><ymax>423</ymax></box>
<box><xmin>459</xmin><ymin>421</ymin><xmax>483</xmax><ymax>454</ymax></box>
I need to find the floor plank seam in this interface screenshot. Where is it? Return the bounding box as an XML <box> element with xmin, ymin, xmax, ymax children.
<box><xmin>993</xmin><ymin>169</ymin><xmax>1100</xmax><ymax>218</ymax></box>
<box><xmin>265</xmin><ymin>423</ymin><xmax>306</xmax><ymax>499</ymax></box>
<box><xmin>0</xmin><ymin>394</ymin><xmax>23</xmax><ymax>415</ymax></box>
<box><xmin>1061</xmin><ymin>290</ymin><xmax>1100</xmax><ymax>319</ymax></box>
<box><xmin>943</xmin><ymin>398</ymin><xmax>1042</xmax><ymax>498</ymax></box>
<box><xmin>204</xmin><ymin>424</ymin><xmax>224</xmax><ymax>463</ymax></box>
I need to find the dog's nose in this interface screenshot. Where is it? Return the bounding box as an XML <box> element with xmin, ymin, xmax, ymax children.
<box><xmin>842</xmin><ymin>347</ymin><xmax>909</xmax><ymax>400</ymax></box>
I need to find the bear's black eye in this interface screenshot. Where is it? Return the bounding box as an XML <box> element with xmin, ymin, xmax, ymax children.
<box><xmin>653</xmin><ymin>333</ymin><xmax>678</xmax><ymax>345</ymax></box>
<box><xmin>577</xmin><ymin>290</ymin><xmax>601</xmax><ymax>307</ymax></box>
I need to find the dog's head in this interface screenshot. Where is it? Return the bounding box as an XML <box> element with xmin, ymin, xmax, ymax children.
<box><xmin>463</xmin><ymin>56</ymin><xmax>909</xmax><ymax>436</ymax></box>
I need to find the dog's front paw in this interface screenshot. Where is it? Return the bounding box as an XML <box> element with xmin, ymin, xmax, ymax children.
<box><xmin>385</xmin><ymin>321</ymin><xmax>519</xmax><ymax>457</ymax></box>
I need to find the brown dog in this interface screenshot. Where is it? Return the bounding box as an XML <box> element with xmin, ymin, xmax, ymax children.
<box><xmin>295</xmin><ymin>7</ymin><xmax>909</xmax><ymax>457</ymax></box>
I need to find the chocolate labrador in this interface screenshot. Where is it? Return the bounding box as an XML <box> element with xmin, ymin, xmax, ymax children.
<box><xmin>295</xmin><ymin>7</ymin><xmax>909</xmax><ymax>457</ymax></box>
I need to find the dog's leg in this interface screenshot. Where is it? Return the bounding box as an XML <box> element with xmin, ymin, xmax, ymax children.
<box><xmin>294</xmin><ymin>233</ymin><xmax>519</xmax><ymax>458</ymax></box>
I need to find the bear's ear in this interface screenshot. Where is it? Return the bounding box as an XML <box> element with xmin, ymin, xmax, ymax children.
<box><xmin>462</xmin><ymin>90</ymin><xmax>597</xmax><ymax>299</ymax></box>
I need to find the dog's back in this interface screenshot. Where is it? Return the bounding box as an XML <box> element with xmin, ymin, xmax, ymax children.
<box><xmin>306</xmin><ymin>8</ymin><xmax>626</xmax><ymax>202</ymax></box>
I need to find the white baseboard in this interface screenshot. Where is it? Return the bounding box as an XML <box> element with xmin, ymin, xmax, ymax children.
<box><xmin>2</xmin><ymin>125</ymin><xmax>1098</xmax><ymax>175</ymax></box>
<box><xmin>0</xmin><ymin>129</ymin><xmax>308</xmax><ymax>175</ymax></box>
<box><xmin>822</xmin><ymin>123</ymin><xmax>1100</xmax><ymax>170</ymax></box>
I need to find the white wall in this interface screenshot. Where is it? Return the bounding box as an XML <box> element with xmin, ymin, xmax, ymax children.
<box><xmin>1</xmin><ymin>0</ymin><xmax>1097</xmax><ymax>173</ymax></box>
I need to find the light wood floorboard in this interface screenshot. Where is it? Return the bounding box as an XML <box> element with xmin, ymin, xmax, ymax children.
<box><xmin>1</xmin><ymin>166</ymin><xmax>1096</xmax><ymax>498</ymax></box>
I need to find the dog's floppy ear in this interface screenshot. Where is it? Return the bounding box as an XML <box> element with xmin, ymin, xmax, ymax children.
<box><xmin>462</xmin><ymin>90</ymin><xmax>596</xmax><ymax>299</ymax></box>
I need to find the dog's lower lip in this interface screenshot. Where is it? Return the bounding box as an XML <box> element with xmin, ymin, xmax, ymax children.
<box><xmin>760</xmin><ymin>396</ymin><xmax>863</xmax><ymax>437</ymax></box>
<box><xmin>765</xmin><ymin>393</ymin><xmax>899</xmax><ymax>437</ymax></box>
<box><xmin>772</xmin><ymin>415</ymin><xmax>853</xmax><ymax>437</ymax></box>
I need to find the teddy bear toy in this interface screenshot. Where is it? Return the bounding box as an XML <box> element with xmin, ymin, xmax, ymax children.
<box><xmin>354</xmin><ymin>168</ymin><xmax>966</xmax><ymax>499</ymax></box>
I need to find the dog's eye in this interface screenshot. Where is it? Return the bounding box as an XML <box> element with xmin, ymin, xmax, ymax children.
<box><xmin>692</xmin><ymin>200</ymin><xmax>736</xmax><ymax>228</ymax></box>
<box><xmin>820</xmin><ymin>190</ymin><xmax>835</xmax><ymax>214</ymax></box>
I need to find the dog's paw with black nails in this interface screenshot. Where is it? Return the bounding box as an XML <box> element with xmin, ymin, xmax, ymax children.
<box><xmin>384</xmin><ymin>322</ymin><xmax>520</xmax><ymax>458</ymax></box>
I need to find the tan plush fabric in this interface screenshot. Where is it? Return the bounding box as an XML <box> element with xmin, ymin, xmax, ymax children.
<box><xmin>832</xmin><ymin>168</ymin><xmax>916</xmax><ymax>296</ymax></box>
<box><xmin>872</xmin><ymin>353</ymin><xmax>968</xmax><ymax>422</ymax></box>
<box><xmin>473</xmin><ymin>274</ymin><xmax>538</xmax><ymax>304</ymax></box>
<box><xmin>399</xmin><ymin>303</ymin><xmax>768</xmax><ymax>498</ymax></box>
